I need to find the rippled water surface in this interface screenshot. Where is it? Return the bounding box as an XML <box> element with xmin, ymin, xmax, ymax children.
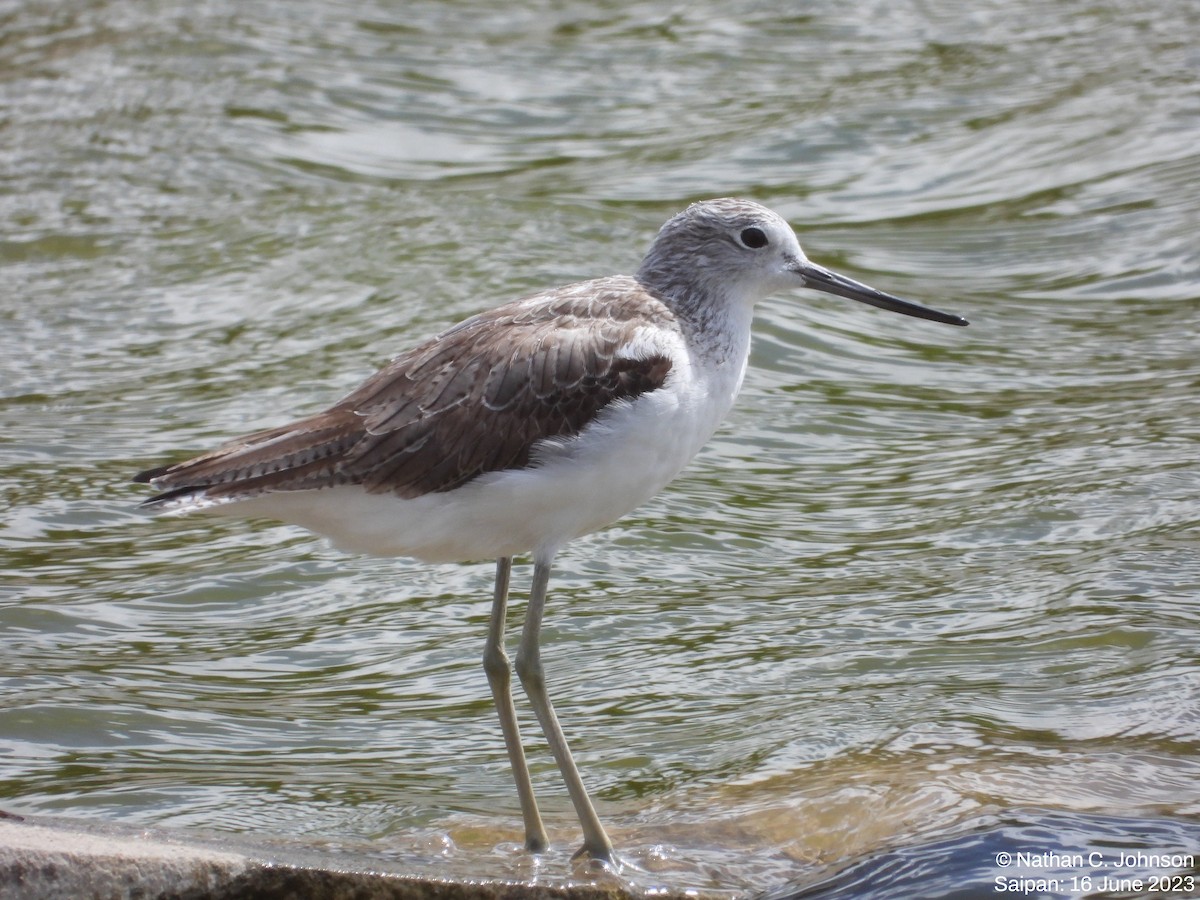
<box><xmin>3</xmin><ymin>0</ymin><xmax>1199</xmax><ymax>895</ymax></box>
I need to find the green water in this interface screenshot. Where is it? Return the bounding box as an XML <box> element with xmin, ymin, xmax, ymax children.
<box><xmin>3</xmin><ymin>0</ymin><xmax>1198</xmax><ymax>894</ymax></box>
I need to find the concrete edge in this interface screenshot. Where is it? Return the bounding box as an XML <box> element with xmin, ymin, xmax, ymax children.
<box><xmin>0</xmin><ymin>811</ymin><xmax>698</xmax><ymax>900</ymax></box>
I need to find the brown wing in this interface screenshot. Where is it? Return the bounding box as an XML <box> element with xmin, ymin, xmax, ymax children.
<box><xmin>135</xmin><ymin>277</ymin><xmax>676</xmax><ymax>505</ymax></box>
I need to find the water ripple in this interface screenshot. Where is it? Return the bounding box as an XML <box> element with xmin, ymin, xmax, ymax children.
<box><xmin>3</xmin><ymin>0</ymin><xmax>1199</xmax><ymax>894</ymax></box>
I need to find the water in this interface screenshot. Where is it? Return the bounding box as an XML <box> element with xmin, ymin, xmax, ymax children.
<box><xmin>767</xmin><ymin>812</ymin><xmax>1200</xmax><ymax>900</ymax></box>
<box><xmin>3</xmin><ymin>0</ymin><xmax>1199</xmax><ymax>895</ymax></box>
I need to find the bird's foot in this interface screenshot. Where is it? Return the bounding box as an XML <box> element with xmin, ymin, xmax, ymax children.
<box><xmin>570</xmin><ymin>841</ymin><xmax>622</xmax><ymax>874</ymax></box>
<box><xmin>524</xmin><ymin>832</ymin><xmax>550</xmax><ymax>855</ymax></box>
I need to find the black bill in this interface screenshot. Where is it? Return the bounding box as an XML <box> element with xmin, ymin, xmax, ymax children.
<box><xmin>793</xmin><ymin>260</ymin><xmax>968</xmax><ymax>326</ymax></box>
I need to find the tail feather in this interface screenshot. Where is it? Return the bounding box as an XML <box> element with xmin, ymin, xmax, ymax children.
<box><xmin>134</xmin><ymin>410</ymin><xmax>363</xmax><ymax>507</ymax></box>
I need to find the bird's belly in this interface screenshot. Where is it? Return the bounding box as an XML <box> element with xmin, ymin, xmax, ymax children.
<box><xmin>213</xmin><ymin>378</ymin><xmax>733</xmax><ymax>563</ymax></box>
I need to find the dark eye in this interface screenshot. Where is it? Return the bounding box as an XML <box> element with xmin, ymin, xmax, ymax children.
<box><xmin>739</xmin><ymin>227</ymin><xmax>768</xmax><ymax>249</ymax></box>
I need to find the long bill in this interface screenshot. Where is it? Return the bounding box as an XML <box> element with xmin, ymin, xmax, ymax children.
<box><xmin>792</xmin><ymin>260</ymin><xmax>968</xmax><ymax>326</ymax></box>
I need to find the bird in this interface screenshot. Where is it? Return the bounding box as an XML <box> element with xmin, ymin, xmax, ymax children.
<box><xmin>134</xmin><ymin>198</ymin><xmax>967</xmax><ymax>864</ymax></box>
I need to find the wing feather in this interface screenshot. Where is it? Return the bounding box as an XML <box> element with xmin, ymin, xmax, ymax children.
<box><xmin>136</xmin><ymin>277</ymin><xmax>678</xmax><ymax>506</ymax></box>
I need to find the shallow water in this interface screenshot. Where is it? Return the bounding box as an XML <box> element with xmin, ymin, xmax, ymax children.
<box><xmin>3</xmin><ymin>0</ymin><xmax>1199</xmax><ymax>895</ymax></box>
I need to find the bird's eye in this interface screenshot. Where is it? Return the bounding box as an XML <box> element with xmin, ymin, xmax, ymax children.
<box><xmin>739</xmin><ymin>227</ymin><xmax>768</xmax><ymax>249</ymax></box>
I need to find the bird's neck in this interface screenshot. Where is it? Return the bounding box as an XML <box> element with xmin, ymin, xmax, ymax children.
<box><xmin>655</xmin><ymin>283</ymin><xmax>756</xmax><ymax>372</ymax></box>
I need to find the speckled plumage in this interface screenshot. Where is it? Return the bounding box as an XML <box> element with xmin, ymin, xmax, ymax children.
<box><xmin>136</xmin><ymin>278</ymin><xmax>677</xmax><ymax>505</ymax></box>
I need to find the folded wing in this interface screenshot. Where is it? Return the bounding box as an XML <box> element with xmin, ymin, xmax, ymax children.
<box><xmin>135</xmin><ymin>279</ymin><xmax>676</xmax><ymax>506</ymax></box>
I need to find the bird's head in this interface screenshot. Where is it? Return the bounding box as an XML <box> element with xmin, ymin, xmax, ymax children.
<box><xmin>637</xmin><ymin>198</ymin><xmax>968</xmax><ymax>327</ymax></box>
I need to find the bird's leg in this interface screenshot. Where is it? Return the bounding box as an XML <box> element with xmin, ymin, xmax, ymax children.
<box><xmin>515</xmin><ymin>558</ymin><xmax>615</xmax><ymax>863</ymax></box>
<box><xmin>482</xmin><ymin>556</ymin><xmax>549</xmax><ymax>853</ymax></box>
